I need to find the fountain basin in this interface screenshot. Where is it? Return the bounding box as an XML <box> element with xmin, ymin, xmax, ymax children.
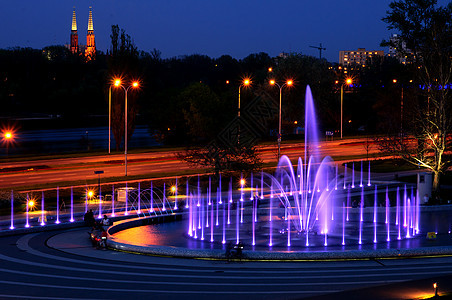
<box><xmin>107</xmin><ymin>206</ymin><xmax>452</xmax><ymax>260</ymax></box>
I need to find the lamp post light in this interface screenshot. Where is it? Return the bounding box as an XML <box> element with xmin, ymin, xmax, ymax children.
<box><xmin>238</xmin><ymin>78</ymin><xmax>251</xmax><ymax>145</ymax></box>
<box><xmin>108</xmin><ymin>79</ymin><xmax>122</xmax><ymax>154</ymax></box>
<box><xmin>270</xmin><ymin>79</ymin><xmax>293</xmax><ymax>159</ymax></box>
<box><xmin>3</xmin><ymin>131</ymin><xmax>14</xmax><ymax>159</ymax></box>
<box><xmin>340</xmin><ymin>78</ymin><xmax>353</xmax><ymax>139</ymax></box>
<box><xmin>113</xmin><ymin>80</ymin><xmax>139</xmax><ymax>176</ymax></box>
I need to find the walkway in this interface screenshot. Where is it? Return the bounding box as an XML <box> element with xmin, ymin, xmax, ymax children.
<box><xmin>0</xmin><ymin>228</ymin><xmax>451</xmax><ymax>299</ymax></box>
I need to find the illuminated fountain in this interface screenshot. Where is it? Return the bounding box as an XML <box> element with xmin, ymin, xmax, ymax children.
<box><xmin>2</xmin><ymin>85</ymin><xmax>424</xmax><ymax>254</ymax></box>
<box><xmin>186</xmin><ymin>86</ymin><xmax>420</xmax><ymax>248</ymax></box>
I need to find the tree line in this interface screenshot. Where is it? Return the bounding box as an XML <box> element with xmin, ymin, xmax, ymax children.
<box><xmin>0</xmin><ymin>36</ymin><xmax>412</xmax><ymax>147</ymax></box>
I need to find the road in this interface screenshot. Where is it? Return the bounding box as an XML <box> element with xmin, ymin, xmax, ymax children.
<box><xmin>0</xmin><ymin>138</ymin><xmax>382</xmax><ymax>190</ymax></box>
<box><xmin>0</xmin><ymin>228</ymin><xmax>450</xmax><ymax>299</ymax></box>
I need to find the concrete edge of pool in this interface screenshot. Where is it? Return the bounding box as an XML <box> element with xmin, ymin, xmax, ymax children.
<box><xmin>106</xmin><ymin>213</ymin><xmax>452</xmax><ymax>261</ymax></box>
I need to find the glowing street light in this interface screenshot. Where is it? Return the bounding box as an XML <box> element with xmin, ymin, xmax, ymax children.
<box><xmin>2</xmin><ymin>130</ymin><xmax>14</xmax><ymax>158</ymax></box>
<box><xmin>270</xmin><ymin>79</ymin><xmax>294</xmax><ymax>159</ymax></box>
<box><xmin>114</xmin><ymin>80</ymin><xmax>140</xmax><ymax>176</ymax></box>
<box><xmin>108</xmin><ymin>78</ymin><xmax>123</xmax><ymax>154</ymax></box>
<box><xmin>340</xmin><ymin>78</ymin><xmax>353</xmax><ymax>139</ymax></box>
<box><xmin>238</xmin><ymin>78</ymin><xmax>251</xmax><ymax>145</ymax></box>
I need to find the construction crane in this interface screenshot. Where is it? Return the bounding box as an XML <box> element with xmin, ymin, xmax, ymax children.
<box><xmin>310</xmin><ymin>43</ymin><xmax>326</xmax><ymax>59</ymax></box>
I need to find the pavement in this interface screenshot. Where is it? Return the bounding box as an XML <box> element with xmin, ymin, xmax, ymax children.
<box><xmin>49</xmin><ymin>228</ymin><xmax>452</xmax><ymax>299</ymax></box>
<box><xmin>304</xmin><ymin>275</ymin><xmax>452</xmax><ymax>300</ymax></box>
<box><xmin>0</xmin><ymin>212</ymin><xmax>451</xmax><ymax>299</ymax></box>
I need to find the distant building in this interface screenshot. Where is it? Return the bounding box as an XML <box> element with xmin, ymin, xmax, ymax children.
<box><xmin>386</xmin><ymin>34</ymin><xmax>414</xmax><ymax>64</ymax></box>
<box><xmin>339</xmin><ymin>48</ymin><xmax>384</xmax><ymax>67</ymax></box>
<box><xmin>68</xmin><ymin>7</ymin><xmax>96</xmax><ymax>60</ymax></box>
<box><xmin>278</xmin><ymin>52</ymin><xmax>289</xmax><ymax>59</ymax></box>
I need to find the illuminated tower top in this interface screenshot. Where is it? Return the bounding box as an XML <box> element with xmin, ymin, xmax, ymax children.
<box><xmin>85</xmin><ymin>6</ymin><xmax>96</xmax><ymax>60</ymax></box>
<box><xmin>71</xmin><ymin>7</ymin><xmax>77</xmax><ymax>31</ymax></box>
<box><xmin>70</xmin><ymin>7</ymin><xmax>79</xmax><ymax>54</ymax></box>
<box><xmin>88</xmin><ymin>6</ymin><xmax>93</xmax><ymax>32</ymax></box>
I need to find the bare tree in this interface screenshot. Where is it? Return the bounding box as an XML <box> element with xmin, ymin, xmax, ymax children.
<box><xmin>379</xmin><ymin>0</ymin><xmax>452</xmax><ymax>193</ymax></box>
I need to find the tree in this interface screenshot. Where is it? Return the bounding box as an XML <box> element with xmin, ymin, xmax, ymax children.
<box><xmin>177</xmin><ymin>85</ymin><xmax>270</xmax><ymax>176</ymax></box>
<box><xmin>272</xmin><ymin>53</ymin><xmax>337</xmax><ymax>130</ymax></box>
<box><xmin>379</xmin><ymin>0</ymin><xmax>452</xmax><ymax>194</ymax></box>
<box><xmin>180</xmin><ymin>82</ymin><xmax>222</xmax><ymax>142</ymax></box>
<box><xmin>108</xmin><ymin>25</ymin><xmax>141</xmax><ymax>151</ymax></box>
<box><xmin>181</xmin><ymin>144</ymin><xmax>262</xmax><ymax>177</ymax></box>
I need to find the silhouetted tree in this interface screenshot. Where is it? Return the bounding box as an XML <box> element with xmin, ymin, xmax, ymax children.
<box><xmin>108</xmin><ymin>25</ymin><xmax>141</xmax><ymax>151</ymax></box>
<box><xmin>378</xmin><ymin>0</ymin><xmax>452</xmax><ymax>194</ymax></box>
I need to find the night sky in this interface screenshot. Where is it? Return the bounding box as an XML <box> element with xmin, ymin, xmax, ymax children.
<box><xmin>0</xmin><ymin>0</ymin><xmax>418</xmax><ymax>62</ymax></box>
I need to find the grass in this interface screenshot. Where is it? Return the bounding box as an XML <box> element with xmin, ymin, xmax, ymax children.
<box><xmin>364</xmin><ymin>158</ymin><xmax>419</xmax><ymax>173</ymax></box>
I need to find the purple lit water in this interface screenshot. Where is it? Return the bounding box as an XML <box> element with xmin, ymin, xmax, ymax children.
<box><xmin>181</xmin><ymin>85</ymin><xmax>421</xmax><ymax>249</ymax></box>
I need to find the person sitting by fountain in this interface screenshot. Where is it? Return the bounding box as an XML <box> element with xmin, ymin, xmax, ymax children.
<box><xmin>89</xmin><ymin>222</ymin><xmax>102</xmax><ymax>246</ymax></box>
<box><xmin>84</xmin><ymin>209</ymin><xmax>95</xmax><ymax>227</ymax></box>
<box><xmin>225</xmin><ymin>241</ymin><xmax>233</xmax><ymax>262</ymax></box>
<box><xmin>101</xmin><ymin>215</ymin><xmax>111</xmax><ymax>230</ymax></box>
<box><xmin>236</xmin><ymin>242</ymin><xmax>244</xmax><ymax>257</ymax></box>
<box><xmin>231</xmin><ymin>241</ymin><xmax>244</xmax><ymax>260</ymax></box>
<box><xmin>83</xmin><ymin>211</ymin><xmax>90</xmax><ymax>226</ymax></box>
<box><xmin>60</xmin><ymin>198</ymin><xmax>66</xmax><ymax>212</ymax></box>
<box><xmin>423</xmin><ymin>194</ymin><xmax>429</xmax><ymax>205</ymax></box>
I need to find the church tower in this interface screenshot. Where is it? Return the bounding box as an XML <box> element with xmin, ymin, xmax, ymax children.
<box><xmin>85</xmin><ymin>6</ymin><xmax>96</xmax><ymax>60</ymax></box>
<box><xmin>70</xmin><ymin>7</ymin><xmax>79</xmax><ymax>54</ymax></box>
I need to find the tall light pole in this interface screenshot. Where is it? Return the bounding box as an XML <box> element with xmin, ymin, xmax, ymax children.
<box><xmin>114</xmin><ymin>80</ymin><xmax>139</xmax><ymax>176</ymax></box>
<box><xmin>270</xmin><ymin>79</ymin><xmax>293</xmax><ymax>159</ymax></box>
<box><xmin>2</xmin><ymin>131</ymin><xmax>14</xmax><ymax>159</ymax></box>
<box><xmin>393</xmin><ymin>79</ymin><xmax>404</xmax><ymax>136</ymax></box>
<box><xmin>109</xmin><ymin>79</ymin><xmax>122</xmax><ymax>154</ymax></box>
<box><xmin>238</xmin><ymin>78</ymin><xmax>251</xmax><ymax>145</ymax></box>
<box><xmin>340</xmin><ymin>78</ymin><xmax>352</xmax><ymax>139</ymax></box>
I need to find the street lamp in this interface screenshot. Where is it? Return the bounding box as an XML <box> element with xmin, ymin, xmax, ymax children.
<box><xmin>108</xmin><ymin>78</ymin><xmax>122</xmax><ymax>154</ymax></box>
<box><xmin>270</xmin><ymin>79</ymin><xmax>293</xmax><ymax>159</ymax></box>
<box><xmin>2</xmin><ymin>130</ymin><xmax>14</xmax><ymax>159</ymax></box>
<box><xmin>238</xmin><ymin>78</ymin><xmax>251</xmax><ymax>145</ymax></box>
<box><xmin>340</xmin><ymin>78</ymin><xmax>353</xmax><ymax>139</ymax></box>
<box><xmin>113</xmin><ymin>79</ymin><xmax>140</xmax><ymax>176</ymax></box>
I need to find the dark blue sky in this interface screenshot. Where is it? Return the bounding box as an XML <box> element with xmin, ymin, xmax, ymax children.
<box><xmin>0</xmin><ymin>0</ymin><xmax>405</xmax><ymax>62</ymax></box>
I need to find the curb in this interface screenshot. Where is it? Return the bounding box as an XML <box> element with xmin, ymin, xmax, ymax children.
<box><xmin>107</xmin><ymin>214</ymin><xmax>452</xmax><ymax>261</ymax></box>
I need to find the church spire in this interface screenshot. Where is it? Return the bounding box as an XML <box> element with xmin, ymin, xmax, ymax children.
<box><xmin>87</xmin><ymin>6</ymin><xmax>93</xmax><ymax>31</ymax></box>
<box><xmin>71</xmin><ymin>7</ymin><xmax>77</xmax><ymax>31</ymax></box>
<box><xmin>70</xmin><ymin>7</ymin><xmax>79</xmax><ymax>54</ymax></box>
<box><xmin>85</xmin><ymin>6</ymin><xmax>96</xmax><ymax>60</ymax></box>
